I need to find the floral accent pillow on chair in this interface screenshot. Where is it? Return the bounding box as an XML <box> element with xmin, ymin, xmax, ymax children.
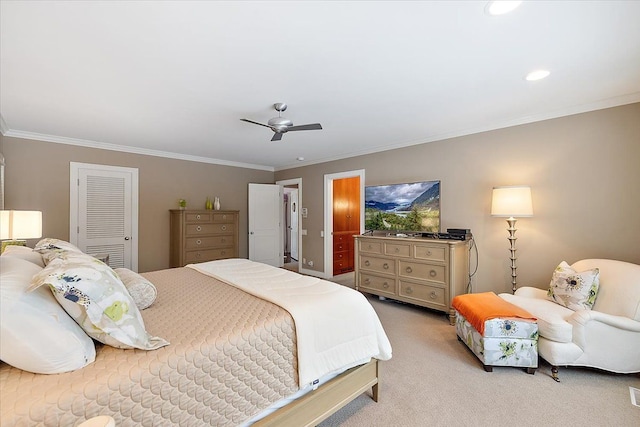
<box><xmin>547</xmin><ymin>261</ymin><xmax>599</xmax><ymax>311</ymax></box>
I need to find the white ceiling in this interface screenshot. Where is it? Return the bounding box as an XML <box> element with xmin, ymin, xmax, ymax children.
<box><xmin>2</xmin><ymin>1</ymin><xmax>640</xmax><ymax>171</ymax></box>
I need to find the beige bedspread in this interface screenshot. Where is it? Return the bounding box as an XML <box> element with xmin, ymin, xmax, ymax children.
<box><xmin>0</xmin><ymin>267</ymin><xmax>299</xmax><ymax>427</ymax></box>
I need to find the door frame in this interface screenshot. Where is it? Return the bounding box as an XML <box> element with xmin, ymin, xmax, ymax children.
<box><xmin>323</xmin><ymin>169</ymin><xmax>365</xmax><ymax>278</ymax></box>
<box><xmin>276</xmin><ymin>177</ymin><xmax>302</xmax><ymax>273</ymax></box>
<box><xmin>69</xmin><ymin>162</ymin><xmax>139</xmax><ymax>271</ymax></box>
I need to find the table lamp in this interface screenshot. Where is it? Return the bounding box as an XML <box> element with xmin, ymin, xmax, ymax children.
<box><xmin>491</xmin><ymin>186</ymin><xmax>533</xmax><ymax>293</ymax></box>
<box><xmin>0</xmin><ymin>210</ymin><xmax>43</xmax><ymax>253</ymax></box>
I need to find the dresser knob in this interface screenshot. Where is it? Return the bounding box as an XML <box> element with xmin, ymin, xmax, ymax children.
<box><xmin>364</xmin><ymin>278</ymin><xmax>370</xmax><ymax>284</ymax></box>
<box><xmin>430</xmin><ymin>291</ymin><xmax>437</xmax><ymax>299</ymax></box>
<box><xmin>406</xmin><ymin>287</ymin><xmax>413</xmax><ymax>294</ymax></box>
<box><xmin>221</xmin><ymin>251</ymin><xmax>226</xmax><ymax>255</ymax></box>
<box><xmin>383</xmin><ymin>282</ymin><xmax>389</xmax><ymax>289</ymax></box>
<box><xmin>368</xmin><ymin>244</ymin><xmax>372</xmax><ymax>249</ymax></box>
<box><xmin>427</xmin><ymin>250</ymin><xmax>432</xmax><ymax>256</ymax></box>
<box><xmin>222</xmin><ymin>215</ymin><xmax>226</xmax><ymax>219</ymax></box>
<box><xmin>365</xmin><ymin>260</ymin><xmax>371</xmax><ymax>267</ymax></box>
<box><xmin>383</xmin><ymin>263</ymin><xmax>389</xmax><ymax>270</ymax></box>
<box><xmin>221</xmin><ymin>238</ymin><xmax>226</xmax><ymax>243</ymax></box>
<box><xmin>221</xmin><ymin>225</ymin><xmax>227</xmax><ymax>231</ymax></box>
<box><xmin>196</xmin><ymin>252</ymin><xmax>201</xmax><ymax>258</ymax></box>
<box><xmin>394</xmin><ymin>247</ymin><xmax>399</xmax><ymax>253</ymax></box>
<box><xmin>196</xmin><ymin>214</ymin><xmax>201</xmax><ymax>219</ymax></box>
<box><xmin>406</xmin><ymin>267</ymin><xmax>413</xmax><ymax>274</ymax></box>
<box><xmin>196</xmin><ymin>226</ymin><xmax>202</xmax><ymax>232</ymax></box>
<box><xmin>196</xmin><ymin>239</ymin><xmax>202</xmax><ymax>245</ymax></box>
<box><xmin>430</xmin><ymin>270</ymin><xmax>437</xmax><ymax>277</ymax></box>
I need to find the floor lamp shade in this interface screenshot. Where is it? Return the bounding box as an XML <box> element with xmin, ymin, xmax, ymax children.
<box><xmin>491</xmin><ymin>186</ymin><xmax>533</xmax><ymax>218</ymax></box>
<box><xmin>491</xmin><ymin>186</ymin><xmax>533</xmax><ymax>294</ymax></box>
<box><xmin>0</xmin><ymin>211</ymin><xmax>43</xmax><ymax>252</ymax></box>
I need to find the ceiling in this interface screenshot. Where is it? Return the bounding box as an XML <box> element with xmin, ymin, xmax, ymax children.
<box><xmin>1</xmin><ymin>1</ymin><xmax>639</xmax><ymax>171</ymax></box>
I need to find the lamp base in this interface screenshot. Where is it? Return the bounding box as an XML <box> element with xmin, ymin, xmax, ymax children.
<box><xmin>1</xmin><ymin>240</ymin><xmax>27</xmax><ymax>253</ymax></box>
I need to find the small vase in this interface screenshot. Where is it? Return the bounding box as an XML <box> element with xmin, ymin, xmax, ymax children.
<box><xmin>214</xmin><ymin>197</ymin><xmax>220</xmax><ymax>210</ymax></box>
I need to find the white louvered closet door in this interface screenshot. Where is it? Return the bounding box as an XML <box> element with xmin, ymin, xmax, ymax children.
<box><xmin>70</xmin><ymin>162</ymin><xmax>139</xmax><ymax>270</ymax></box>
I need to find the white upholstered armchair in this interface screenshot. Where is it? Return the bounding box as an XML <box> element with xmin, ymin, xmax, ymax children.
<box><xmin>500</xmin><ymin>259</ymin><xmax>640</xmax><ymax>381</ymax></box>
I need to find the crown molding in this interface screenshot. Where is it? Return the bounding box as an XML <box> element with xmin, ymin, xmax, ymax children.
<box><xmin>275</xmin><ymin>92</ymin><xmax>640</xmax><ymax>171</ymax></box>
<box><xmin>0</xmin><ymin>128</ymin><xmax>274</xmax><ymax>172</ymax></box>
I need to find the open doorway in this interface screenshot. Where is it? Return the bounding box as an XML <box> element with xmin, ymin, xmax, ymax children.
<box><xmin>277</xmin><ymin>178</ymin><xmax>302</xmax><ymax>273</ymax></box>
<box><xmin>323</xmin><ymin>169</ymin><xmax>365</xmax><ymax>279</ymax></box>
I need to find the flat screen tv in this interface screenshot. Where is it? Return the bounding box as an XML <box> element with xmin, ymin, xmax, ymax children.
<box><xmin>365</xmin><ymin>180</ymin><xmax>440</xmax><ymax>233</ymax></box>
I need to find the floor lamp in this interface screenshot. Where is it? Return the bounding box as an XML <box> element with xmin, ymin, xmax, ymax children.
<box><xmin>491</xmin><ymin>186</ymin><xmax>533</xmax><ymax>294</ymax></box>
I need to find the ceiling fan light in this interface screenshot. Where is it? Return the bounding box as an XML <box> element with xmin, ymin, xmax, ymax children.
<box><xmin>485</xmin><ymin>1</ymin><xmax>522</xmax><ymax>16</ymax></box>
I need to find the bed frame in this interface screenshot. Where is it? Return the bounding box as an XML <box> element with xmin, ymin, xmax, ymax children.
<box><xmin>254</xmin><ymin>359</ymin><xmax>380</xmax><ymax>426</ymax></box>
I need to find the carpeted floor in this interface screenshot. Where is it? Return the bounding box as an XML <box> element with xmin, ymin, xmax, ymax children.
<box><xmin>318</xmin><ymin>292</ymin><xmax>640</xmax><ymax>427</ymax></box>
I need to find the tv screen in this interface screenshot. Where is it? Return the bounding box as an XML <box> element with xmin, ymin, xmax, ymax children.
<box><xmin>365</xmin><ymin>180</ymin><xmax>440</xmax><ymax>233</ymax></box>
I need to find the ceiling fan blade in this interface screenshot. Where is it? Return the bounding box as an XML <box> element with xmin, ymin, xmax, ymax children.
<box><xmin>240</xmin><ymin>118</ymin><xmax>272</xmax><ymax>129</ymax></box>
<box><xmin>271</xmin><ymin>132</ymin><xmax>284</xmax><ymax>142</ymax></box>
<box><xmin>288</xmin><ymin>123</ymin><xmax>323</xmax><ymax>132</ymax></box>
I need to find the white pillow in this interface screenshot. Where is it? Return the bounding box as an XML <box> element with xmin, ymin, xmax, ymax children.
<box><xmin>547</xmin><ymin>261</ymin><xmax>600</xmax><ymax>311</ymax></box>
<box><xmin>0</xmin><ymin>256</ymin><xmax>96</xmax><ymax>374</ymax></box>
<box><xmin>1</xmin><ymin>245</ymin><xmax>45</xmax><ymax>267</ymax></box>
<box><xmin>115</xmin><ymin>268</ymin><xmax>157</xmax><ymax>310</ymax></box>
<box><xmin>30</xmin><ymin>252</ymin><xmax>169</xmax><ymax>350</ymax></box>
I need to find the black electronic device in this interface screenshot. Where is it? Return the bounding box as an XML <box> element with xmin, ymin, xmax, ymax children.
<box><xmin>447</xmin><ymin>228</ymin><xmax>472</xmax><ymax>235</ymax></box>
<box><xmin>421</xmin><ymin>232</ymin><xmax>469</xmax><ymax>241</ymax></box>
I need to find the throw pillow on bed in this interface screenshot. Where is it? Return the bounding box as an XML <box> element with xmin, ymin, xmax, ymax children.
<box><xmin>29</xmin><ymin>251</ymin><xmax>169</xmax><ymax>350</ymax></box>
<box><xmin>1</xmin><ymin>244</ymin><xmax>45</xmax><ymax>267</ymax></box>
<box><xmin>547</xmin><ymin>261</ymin><xmax>599</xmax><ymax>311</ymax></box>
<box><xmin>115</xmin><ymin>268</ymin><xmax>157</xmax><ymax>310</ymax></box>
<box><xmin>34</xmin><ymin>237</ymin><xmax>84</xmax><ymax>264</ymax></box>
<box><xmin>0</xmin><ymin>256</ymin><xmax>96</xmax><ymax>374</ymax></box>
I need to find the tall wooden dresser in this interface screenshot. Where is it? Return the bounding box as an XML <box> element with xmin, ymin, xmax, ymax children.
<box><xmin>355</xmin><ymin>234</ymin><xmax>470</xmax><ymax>324</ymax></box>
<box><xmin>170</xmin><ymin>210</ymin><xmax>239</xmax><ymax>268</ymax></box>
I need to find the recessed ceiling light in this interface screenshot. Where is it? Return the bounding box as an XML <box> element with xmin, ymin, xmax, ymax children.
<box><xmin>485</xmin><ymin>1</ymin><xmax>522</xmax><ymax>16</ymax></box>
<box><xmin>525</xmin><ymin>69</ymin><xmax>551</xmax><ymax>81</ymax></box>
<box><xmin>297</xmin><ymin>157</ymin><xmax>305</xmax><ymax>161</ymax></box>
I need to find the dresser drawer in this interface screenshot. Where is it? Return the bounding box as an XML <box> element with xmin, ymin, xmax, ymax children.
<box><xmin>398</xmin><ymin>261</ymin><xmax>446</xmax><ymax>284</ymax></box>
<box><xmin>213</xmin><ymin>212</ymin><xmax>236</xmax><ymax>223</ymax></box>
<box><xmin>333</xmin><ymin>237</ymin><xmax>352</xmax><ymax>252</ymax></box>
<box><xmin>185</xmin><ymin>248</ymin><xmax>234</xmax><ymax>263</ymax></box>
<box><xmin>185</xmin><ymin>235</ymin><xmax>234</xmax><ymax>250</ymax></box>
<box><xmin>413</xmin><ymin>244</ymin><xmax>446</xmax><ymax>262</ymax></box>
<box><xmin>186</xmin><ymin>223</ymin><xmax>235</xmax><ymax>235</ymax></box>
<box><xmin>359</xmin><ymin>273</ymin><xmax>396</xmax><ymax>296</ymax></box>
<box><xmin>384</xmin><ymin>242</ymin><xmax>411</xmax><ymax>258</ymax></box>
<box><xmin>399</xmin><ymin>280</ymin><xmax>446</xmax><ymax>307</ymax></box>
<box><xmin>185</xmin><ymin>212</ymin><xmax>213</xmax><ymax>223</ymax></box>
<box><xmin>358</xmin><ymin>240</ymin><xmax>383</xmax><ymax>254</ymax></box>
<box><xmin>359</xmin><ymin>255</ymin><xmax>395</xmax><ymax>275</ymax></box>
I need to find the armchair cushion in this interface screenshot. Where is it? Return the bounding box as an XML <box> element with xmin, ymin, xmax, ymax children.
<box><xmin>501</xmin><ymin>290</ymin><xmax>574</xmax><ymax>343</ymax></box>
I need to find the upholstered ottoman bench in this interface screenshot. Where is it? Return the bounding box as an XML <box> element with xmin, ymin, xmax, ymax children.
<box><xmin>452</xmin><ymin>292</ymin><xmax>538</xmax><ymax>374</ymax></box>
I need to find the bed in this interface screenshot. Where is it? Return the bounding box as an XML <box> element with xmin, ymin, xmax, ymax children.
<box><xmin>0</xmin><ymin>252</ymin><xmax>392</xmax><ymax>427</ymax></box>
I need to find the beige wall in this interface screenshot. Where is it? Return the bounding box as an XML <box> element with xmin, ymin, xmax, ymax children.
<box><xmin>1</xmin><ymin>136</ymin><xmax>273</xmax><ymax>272</ymax></box>
<box><xmin>276</xmin><ymin>103</ymin><xmax>640</xmax><ymax>293</ymax></box>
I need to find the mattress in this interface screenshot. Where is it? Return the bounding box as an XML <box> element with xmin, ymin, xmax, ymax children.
<box><xmin>0</xmin><ymin>267</ymin><xmax>299</xmax><ymax>426</ymax></box>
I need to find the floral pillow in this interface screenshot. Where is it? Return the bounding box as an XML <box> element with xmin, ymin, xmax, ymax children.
<box><xmin>547</xmin><ymin>261</ymin><xmax>600</xmax><ymax>311</ymax></box>
<box><xmin>34</xmin><ymin>238</ymin><xmax>84</xmax><ymax>264</ymax></box>
<box><xmin>29</xmin><ymin>251</ymin><xmax>169</xmax><ymax>350</ymax></box>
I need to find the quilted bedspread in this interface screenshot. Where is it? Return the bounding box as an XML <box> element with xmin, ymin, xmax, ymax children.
<box><xmin>0</xmin><ymin>267</ymin><xmax>299</xmax><ymax>426</ymax></box>
<box><xmin>188</xmin><ymin>258</ymin><xmax>393</xmax><ymax>387</ymax></box>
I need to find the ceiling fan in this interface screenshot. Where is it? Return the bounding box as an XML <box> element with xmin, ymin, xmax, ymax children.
<box><xmin>240</xmin><ymin>103</ymin><xmax>322</xmax><ymax>141</ymax></box>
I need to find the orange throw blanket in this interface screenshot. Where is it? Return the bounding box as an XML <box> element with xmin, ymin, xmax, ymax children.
<box><xmin>451</xmin><ymin>292</ymin><xmax>536</xmax><ymax>335</ymax></box>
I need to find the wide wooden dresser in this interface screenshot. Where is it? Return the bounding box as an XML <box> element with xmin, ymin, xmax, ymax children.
<box><xmin>170</xmin><ymin>210</ymin><xmax>239</xmax><ymax>268</ymax></box>
<box><xmin>355</xmin><ymin>234</ymin><xmax>470</xmax><ymax>324</ymax></box>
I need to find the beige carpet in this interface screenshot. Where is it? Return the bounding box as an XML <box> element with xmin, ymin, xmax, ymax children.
<box><xmin>319</xmin><ymin>294</ymin><xmax>640</xmax><ymax>427</ymax></box>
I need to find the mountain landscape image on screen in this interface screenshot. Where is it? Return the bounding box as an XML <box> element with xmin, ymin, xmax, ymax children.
<box><xmin>365</xmin><ymin>181</ymin><xmax>440</xmax><ymax>232</ymax></box>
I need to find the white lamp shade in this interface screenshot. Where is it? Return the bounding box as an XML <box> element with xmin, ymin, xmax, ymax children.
<box><xmin>491</xmin><ymin>186</ymin><xmax>533</xmax><ymax>217</ymax></box>
<box><xmin>0</xmin><ymin>210</ymin><xmax>43</xmax><ymax>240</ymax></box>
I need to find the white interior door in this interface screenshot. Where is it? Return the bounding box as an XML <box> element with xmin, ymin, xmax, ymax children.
<box><xmin>289</xmin><ymin>189</ymin><xmax>299</xmax><ymax>260</ymax></box>
<box><xmin>248</xmin><ymin>183</ymin><xmax>282</xmax><ymax>267</ymax></box>
<box><xmin>70</xmin><ymin>162</ymin><xmax>138</xmax><ymax>270</ymax></box>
